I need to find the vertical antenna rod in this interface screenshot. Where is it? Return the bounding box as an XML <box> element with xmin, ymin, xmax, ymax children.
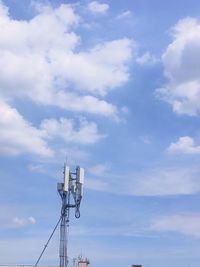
<box><xmin>57</xmin><ymin>164</ymin><xmax>84</xmax><ymax>267</ymax></box>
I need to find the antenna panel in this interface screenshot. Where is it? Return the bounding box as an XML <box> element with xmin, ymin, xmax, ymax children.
<box><xmin>64</xmin><ymin>165</ymin><xmax>70</xmax><ymax>192</ymax></box>
<box><xmin>77</xmin><ymin>167</ymin><xmax>84</xmax><ymax>184</ymax></box>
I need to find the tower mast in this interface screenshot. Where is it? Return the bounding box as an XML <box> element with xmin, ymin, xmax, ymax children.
<box><xmin>57</xmin><ymin>165</ymin><xmax>84</xmax><ymax>267</ymax></box>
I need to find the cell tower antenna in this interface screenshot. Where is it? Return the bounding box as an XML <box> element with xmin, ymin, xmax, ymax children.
<box><xmin>57</xmin><ymin>165</ymin><xmax>84</xmax><ymax>267</ymax></box>
<box><xmin>65</xmin><ymin>153</ymin><xmax>69</xmax><ymax>165</ymax></box>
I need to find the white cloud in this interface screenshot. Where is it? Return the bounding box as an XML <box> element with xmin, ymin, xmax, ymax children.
<box><xmin>41</xmin><ymin>117</ymin><xmax>104</xmax><ymax>145</ymax></box>
<box><xmin>125</xmin><ymin>167</ymin><xmax>200</xmax><ymax>196</ymax></box>
<box><xmin>0</xmin><ymin>99</ymin><xmax>53</xmax><ymax>157</ymax></box>
<box><xmin>28</xmin><ymin>163</ymin><xmax>47</xmax><ymax>173</ymax></box>
<box><xmin>87</xmin><ymin>166</ymin><xmax>200</xmax><ymax>196</ymax></box>
<box><xmin>59</xmin><ymin>38</ymin><xmax>133</xmax><ymax>96</ymax></box>
<box><xmin>0</xmin><ymin>0</ymin><xmax>7</xmax><ymax>16</ymax></box>
<box><xmin>13</xmin><ymin>216</ymin><xmax>36</xmax><ymax>226</ymax></box>
<box><xmin>116</xmin><ymin>10</ymin><xmax>132</xmax><ymax>20</ymax></box>
<box><xmin>53</xmin><ymin>92</ymin><xmax>118</xmax><ymax>118</ymax></box>
<box><xmin>88</xmin><ymin>162</ymin><xmax>110</xmax><ymax>176</ymax></box>
<box><xmin>156</xmin><ymin>17</ymin><xmax>200</xmax><ymax>115</ymax></box>
<box><xmin>87</xmin><ymin>1</ymin><xmax>109</xmax><ymax>14</ymax></box>
<box><xmin>85</xmin><ymin>177</ymin><xmax>109</xmax><ymax>192</ymax></box>
<box><xmin>0</xmin><ymin>98</ymin><xmax>103</xmax><ymax>157</ymax></box>
<box><xmin>136</xmin><ymin>52</ymin><xmax>158</xmax><ymax>65</ymax></box>
<box><xmin>151</xmin><ymin>214</ymin><xmax>200</xmax><ymax>238</ymax></box>
<box><xmin>168</xmin><ymin>136</ymin><xmax>200</xmax><ymax>154</ymax></box>
<box><xmin>0</xmin><ymin>1</ymin><xmax>134</xmax><ymax>157</ymax></box>
<box><xmin>0</xmin><ymin>2</ymin><xmax>132</xmax><ymax>118</ymax></box>
<box><xmin>139</xmin><ymin>135</ymin><xmax>152</xmax><ymax>144</ymax></box>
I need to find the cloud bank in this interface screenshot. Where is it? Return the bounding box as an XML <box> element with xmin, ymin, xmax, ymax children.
<box><xmin>0</xmin><ymin>2</ymin><xmax>132</xmax><ymax>117</ymax></box>
<box><xmin>151</xmin><ymin>214</ymin><xmax>200</xmax><ymax>238</ymax></box>
<box><xmin>0</xmin><ymin>100</ymin><xmax>103</xmax><ymax>157</ymax></box>
<box><xmin>157</xmin><ymin>18</ymin><xmax>200</xmax><ymax>116</ymax></box>
<box><xmin>0</xmin><ymin>1</ymin><xmax>133</xmax><ymax>157</ymax></box>
<box><xmin>86</xmin><ymin>166</ymin><xmax>200</xmax><ymax>196</ymax></box>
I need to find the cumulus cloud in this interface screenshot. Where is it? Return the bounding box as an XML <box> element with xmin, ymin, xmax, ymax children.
<box><xmin>13</xmin><ymin>216</ymin><xmax>36</xmax><ymax>226</ymax></box>
<box><xmin>0</xmin><ymin>98</ymin><xmax>104</xmax><ymax>157</ymax></box>
<box><xmin>0</xmin><ymin>99</ymin><xmax>53</xmax><ymax>157</ymax></box>
<box><xmin>87</xmin><ymin>1</ymin><xmax>109</xmax><ymax>14</ymax></box>
<box><xmin>0</xmin><ymin>1</ymin><xmax>132</xmax><ymax>118</ymax></box>
<box><xmin>168</xmin><ymin>136</ymin><xmax>200</xmax><ymax>154</ymax></box>
<box><xmin>61</xmin><ymin>38</ymin><xmax>133</xmax><ymax>96</ymax></box>
<box><xmin>151</xmin><ymin>214</ymin><xmax>200</xmax><ymax>238</ymax></box>
<box><xmin>0</xmin><ymin>1</ymin><xmax>134</xmax><ymax>157</ymax></box>
<box><xmin>136</xmin><ymin>52</ymin><xmax>158</xmax><ymax>66</ymax></box>
<box><xmin>156</xmin><ymin>17</ymin><xmax>200</xmax><ymax>115</ymax></box>
<box><xmin>41</xmin><ymin>117</ymin><xmax>104</xmax><ymax>145</ymax></box>
<box><xmin>53</xmin><ymin>92</ymin><xmax>118</xmax><ymax>118</ymax></box>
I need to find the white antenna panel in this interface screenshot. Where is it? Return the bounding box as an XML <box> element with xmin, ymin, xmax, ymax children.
<box><xmin>64</xmin><ymin>165</ymin><xmax>70</xmax><ymax>192</ymax></box>
<box><xmin>77</xmin><ymin>167</ymin><xmax>84</xmax><ymax>184</ymax></box>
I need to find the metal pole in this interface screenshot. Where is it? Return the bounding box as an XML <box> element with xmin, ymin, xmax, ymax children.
<box><xmin>59</xmin><ymin>192</ymin><xmax>69</xmax><ymax>267</ymax></box>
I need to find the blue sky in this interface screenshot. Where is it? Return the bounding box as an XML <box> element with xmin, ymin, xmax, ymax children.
<box><xmin>1</xmin><ymin>0</ymin><xmax>200</xmax><ymax>267</ymax></box>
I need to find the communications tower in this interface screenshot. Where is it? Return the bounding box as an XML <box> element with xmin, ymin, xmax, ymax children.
<box><xmin>57</xmin><ymin>165</ymin><xmax>84</xmax><ymax>267</ymax></box>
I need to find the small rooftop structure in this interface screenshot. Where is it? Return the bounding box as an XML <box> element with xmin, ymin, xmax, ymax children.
<box><xmin>78</xmin><ymin>258</ymin><xmax>90</xmax><ymax>267</ymax></box>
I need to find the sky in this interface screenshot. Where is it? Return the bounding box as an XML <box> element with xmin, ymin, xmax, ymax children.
<box><xmin>1</xmin><ymin>0</ymin><xmax>200</xmax><ymax>267</ymax></box>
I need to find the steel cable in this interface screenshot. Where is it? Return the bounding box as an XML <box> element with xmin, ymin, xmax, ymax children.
<box><xmin>34</xmin><ymin>216</ymin><xmax>62</xmax><ymax>267</ymax></box>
